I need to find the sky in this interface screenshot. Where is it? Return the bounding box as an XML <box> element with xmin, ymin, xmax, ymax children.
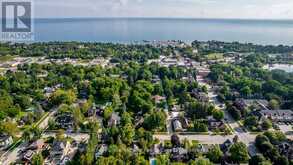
<box><xmin>34</xmin><ymin>0</ymin><xmax>293</xmax><ymax>19</ymax></box>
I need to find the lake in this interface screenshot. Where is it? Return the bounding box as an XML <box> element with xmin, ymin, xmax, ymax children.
<box><xmin>263</xmin><ymin>64</ymin><xmax>293</xmax><ymax>73</ymax></box>
<box><xmin>11</xmin><ymin>18</ymin><xmax>293</xmax><ymax>44</ymax></box>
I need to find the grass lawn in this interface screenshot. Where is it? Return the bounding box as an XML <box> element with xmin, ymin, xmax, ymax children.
<box><xmin>206</xmin><ymin>53</ymin><xmax>224</xmax><ymax>60</ymax></box>
<box><xmin>0</xmin><ymin>55</ymin><xmax>14</xmax><ymax>62</ymax></box>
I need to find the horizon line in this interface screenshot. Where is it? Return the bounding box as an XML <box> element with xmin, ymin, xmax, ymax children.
<box><xmin>31</xmin><ymin>17</ymin><xmax>293</xmax><ymax>21</ymax></box>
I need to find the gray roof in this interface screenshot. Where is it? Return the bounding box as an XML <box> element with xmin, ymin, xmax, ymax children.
<box><xmin>52</xmin><ymin>141</ymin><xmax>67</xmax><ymax>151</ymax></box>
<box><xmin>0</xmin><ymin>134</ymin><xmax>10</xmax><ymax>141</ymax></box>
<box><xmin>110</xmin><ymin>112</ymin><xmax>121</xmax><ymax>121</ymax></box>
<box><xmin>260</xmin><ymin>110</ymin><xmax>293</xmax><ymax>116</ymax></box>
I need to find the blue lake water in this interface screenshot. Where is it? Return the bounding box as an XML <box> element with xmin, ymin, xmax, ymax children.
<box><xmin>13</xmin><ymin>18</ymin><xmax>293</xmax><ymax>44</ymax></box>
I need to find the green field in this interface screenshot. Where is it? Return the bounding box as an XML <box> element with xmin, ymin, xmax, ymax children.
<box><xmin>0</xmin><ymin>55</ymin><xmax>14</xmax><ymax>62</ymax></box>
<box><xmin>206</xmin><ymin>53</ymin><xmax>224</xmax><ymax>60</ymax></box>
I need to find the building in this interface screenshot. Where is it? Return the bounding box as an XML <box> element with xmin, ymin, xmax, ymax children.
<box><xmin>108</xmin><ymin>112</ymin><xmax>121</xmax><ymax>127</ymax></box>
<box><xmin>151</xmin><ymin>75</ymin><xmax>161</xmax><ymax>84</ymax></box>
<box><xmin>234</xmin><ymin>99</ymin><xmax>269</xmax><ymax>111</ymax></box>
<box><xmin>197</xmin><ymin>68</ymin><xmax>210</xmax><ymax>77</ymax></box>
<box><xmin>149</xmin><ymin>144</ymin><xmax>162</xmax><ymax>157</ymax></box>
<box><xmin>233</xmin><ymin>99</ymin><xmax>247</xmax><ymax>110</ymax></box>
<box><xmin>196</xmin><ymin>144</ymin><xmax>212</xmax><ymax>154</ymax></box>
<box><xmin>257</xmin><ymin>110</ymin><xmax>293</xmax><ymax>123</ymax></box>
<box><xmin>0</xmin><ymin>134</ymin><xmax>13</xmax><ymax>150</ymax></box>
<box><xmin>95</xmin><ymin>144</ymin><xmax>108</xmax><ymax>158</ymax></box>
<box><xmin>191</xmin><ymin>91</ymin><xmax>209</xmax><ymax>102</ymax></box>
<box><xmin>220</xmin><ymin>139</ymin><xmax>233</xmax><ymax>154</ymax></box>
<box><xmin>46</xmin><ymin>141</ymin><xmax>70</xmax><ymax>165</ymax></box>
<box><xmin>56</xmin><ymin>113</ymin><xmax>74</xmax><ymax>130</ymax></box>
<box><xmin>28</xmin><ymin>139</ymin><xmax>45</xmax><ymax>151</ymax></box>
<box><xmin>152</xmin><ymin>95</ymin><xmax>166</xmax><ymax>104</ymax></box>
<box><xmin>208</xmin><ymin>118</ymin><xmax>226</xmax><ymax>131</ymax></box>
<box><xmin>170</xmin><ymin>147</ymin><xmax>188</xmax><ymax>161</ymax></box>
<box><xmin>23</xmin><ymin>150</ymin><xmax>35</xmax><ymax>162</ymax></box>
<box><xmin>171</xmin><ymin>105</ymin><xmax>181</xmax><ymax>112</ymax></box>
<box><xmin>173</xmin><ymin>120</ymin><xmax>183</xmax><ymax>132</ymax></box>
<box><xmin>277</xmin><ymin>141</ymin><xmax>293</xmax><ymax>161</ymax></box>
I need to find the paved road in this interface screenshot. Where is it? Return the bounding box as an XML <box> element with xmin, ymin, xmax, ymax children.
<box><xmin>0</xmin><ymin>108</ymin><xmax>58</xmax><ymax>164</ymax></box>
<box><xmin>0</xmin><ymin>132</ymin><xmax>89</xmax><ymax>165</ymax></box>
<box><xmin>163</xmin><ymin>96</ymin><xmax>173</xmax><ymax>135</ymax></box>
<box><xmin>42</xmin><ymin>132</ymin><xmax>90</xmax><ymax>142</ymax></box>
<box><xmin>38</xmin><ymin>109</ymin><xmax>57</xmax><ymax>130</ymax></box>
<box><xmin>197</xmin><ymin>71</ymin><xmax>258</xmax><ymax>156</ymax></box>
<box><xmin>0</xmin><ymin>141</ymin><xmax>28</xmax><ymax>165</ymax></box>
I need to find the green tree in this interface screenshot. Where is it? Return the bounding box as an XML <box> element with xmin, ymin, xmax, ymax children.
<box><xmin>156</xmin><ymin>154</ymin><xmax>170</xmax><ymax>165</ymax></box>
<box><xmin>82</xmin><ymin>133</ymin><xmax>98</xmax><ymax>165</ymax></box>
<box><xmin>255</xmin><ymin>134</ymin><xmax>270</xmax><ymax>148</ymax></box>
<box><xmin>263</xmin><ymin>131</ymin><xmax>286</xmax><ymax>144</ymax></box>
<box><xmin>274</xmin><ymin>156</ymin><xmax>289</xmax><ymax>165</ymax></box>
<box><xmin>261</xmin><ymin>119</ymin><xmax>272</xmax><ymax>130</ymax></box>
<box><xmin>0</xmin><ymin>121</ymin><xmax>19</xmax><ymax>137</ymax></box>
<box><xmin>249</xmin><ymin>154</ymin><xmax>272</xmax><ymax>165</ymax></box>
<box><xmin>121</xmin><ymin>123</ymin><xmax>135</xmax><ymax>145</ymax></box>
<box><xmin>143</xmin><ymin>111</ymin><xmax>166</xmax><ymax>131</ymax></box>
<box><xmin>190</xmin><ymin>158</ymin><xmax>213</xmax><ymax>165</ymax></box>
<box><xmin>244</xmin><ymin>116</ymin><xmax>258</xmax><ymax>128</ymax></box>
<box><xmin>15</xmin><ymin>94</ymin><xmax>32</xmax><ymax>109</ymax></box>
<box><xmin>23</xmin><ymin>129</ymin><xmax>33</xmax><ymax>142</ymax></box>
<box><xmin>31</xmin><ymin>153</ymin><xmax>44</xmax><ymax>165</ymax></box>
<box><xmin>72</xmin><ymin>107</ymin><xmax>84</xmax><ymax>129</ymax></box>
<box><xmin>171</xmin><ymin>134</ymin><xmax>180</xmax><ymax>147</ymax></box>
<box><xmin>120</xmin><ymin>111</ymin><xmax>133</xmax><ymax>126</ymax></box>
<box><xmin>212</xmin><ymin>109</ymin><xmax>224</xmax><ymax>120</ymax></box>
<box><xmin>206</xmin><ymin>145</ymin><xmax>223</xmax><ymax>163</ymax></box>
<box><xmin>268</xmin><ymin>99</ymin><xmax>279</xmax><ymax>110</ymax></box>
<box><xmin>229</xmin><ymin>142</ymin><xmax>249</xmax><ymax>163</ymax></box>
<box><xmin>49</xmin><ymin>89</ymin><xmax>76</xmax><ymax>106</ymax></box>
<box><xmin>240</xmin><ymin>86</ymin><xmax>252</xmax><ymax>96</ymax></box>
<box><xmin>193</xmin><ymin>121</ymin><xmax>208</xmax><ymax>132</ymax></box>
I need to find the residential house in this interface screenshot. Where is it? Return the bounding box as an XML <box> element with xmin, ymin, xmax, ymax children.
<box><xmin>173</xmin><ymin>120</ymin><xmax>183</xmax><ymax>132</ymax></box>
<box><xmin>196</xmin><ymin>144</ymin><xmax>212</xmax><ymax>154</ymax></box>
<box><xmin>208</xmin><ymin>118</ymin><xmax>226</xmax><ymax>131</ymax></box>
<box><xmin>257</xmin><ymin>110</ymin><xmax>293</xmax><ymax>123</ymax></box>
<box><xmin>28</xmin><ymin>139</ymin><xmax>46</xmax><ymax>151</ymax></box>
<box><xmin>170</xmin><ymin>147</ymin><xmax>188</xmax><ymax>161</ymax></box>
<box><xmin>46</xmin><ymin>141</ymin><xmax>70</xmax><ymax>165</ymax></box>
<box><xmin>56</xmin><ymin>113</ymin><xmax>74</xmax><ymax>130</ymax></box>
<box><xmin>277</xmin><ymin>141</ymin><xmax>293</xmax><ymax>160</ymax></box>
<box><xmin>0</xmin><ymin>134</ymin><xmax>13</xmax><ymax>150</ymax></box>
<box><xmin>131</xmin><ymin>144</ymin><xmax>140</xmax><ymax>153</ymax></box>
<box><xmin>192</xmin><ymin>91</ymin><xmax>209</xmax><ymax>102</ymax></box>
<box><xmin>108</xmin><ymin>112</ymin><xmax>121</xmax><ymax>127</ymax></box>
<box><xmin>149</xmin><ymin>144</ymin><xmax>162</xmax><ymax>157</ymax></box>
<box><xmin>197</xmin><ymin>68</ymin><xmax>210</xmax><ymax>77</ymax></box>
<box><xmin>220</xmin><ymin>139</ymin><xmax>233</xmax><ymax>154</ymax></box>
<box><xmin>172</xmin><ymin>117</ymin><xmax>188</xmax><ymax>132</ymax></box>
<box><xmin>95</xmin><ymin>144</ymin><xmax>108</xmax><ymax>158</ymax></box>
<box><xmin>152</xmin><ymin>95</ymin><xmax>166</xmax><ymax>104</ymax></box>
<box><xmin>23</xmin><ymin>150</ymin><xmax>35</xmax><ymax>162</ymax></box>
<box><xmin>151</xmin><ymin>75</ymin><xmax>161</xmax><ymax>84</ymax></box>
<box><xmin>24</xmin><ymin>141</ymin><xmax>46</xmax><ymax>162</ymax></box>
<box><xmin>234</xmin><ymin>99</ymin><xmax>269</xmax><ymax>111</ymax></box>
<box><xmin>233</xmin><ymin>99</ymin><xmax>247</xmax><ymax>111</ymax></box>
